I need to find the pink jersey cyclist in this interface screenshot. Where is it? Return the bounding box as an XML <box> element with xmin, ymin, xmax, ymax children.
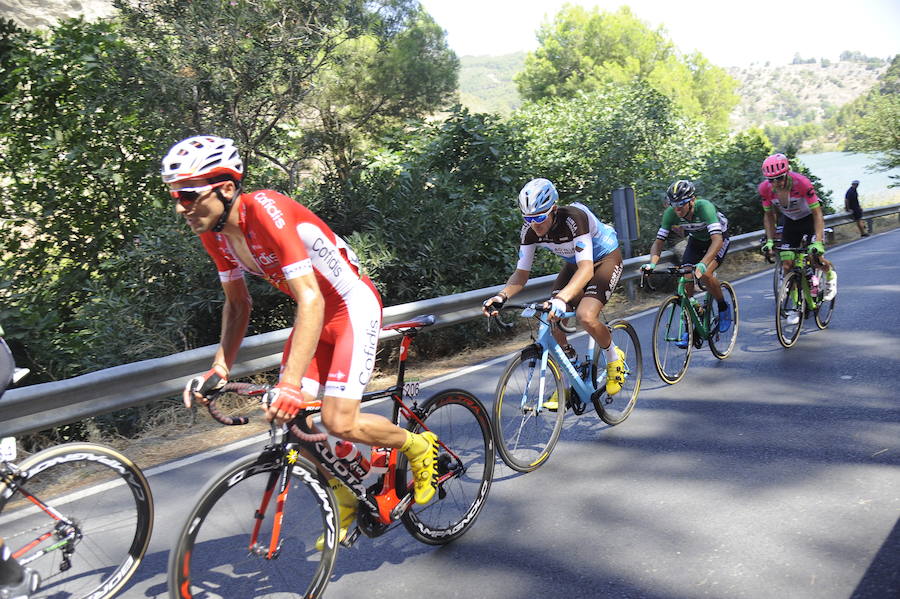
<box><xmin>758</xmin><ymin>171</ymin><xmax>820</xmax><ymax>221</ymax></box>
<box><xmin>199</xmin><ymin>189</ymin><xmax>382</xmax><ymax>399</ymax></box>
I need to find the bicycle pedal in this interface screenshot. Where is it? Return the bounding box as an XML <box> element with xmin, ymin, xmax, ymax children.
<box><xmin>341</xmin><ymin>526</ymin><xmax>361</xmax><ymax>548</ymax></box>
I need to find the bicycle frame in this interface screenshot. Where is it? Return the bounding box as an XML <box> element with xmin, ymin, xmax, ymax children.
<box><xmin>780</xmin><ymin>248</ymin><xmax>821</xmax><ymax>310</ymax></box>
<box><xmin>219</xmin><ymin>316</ymin><xmax>465</xmax><ymax>556</ymax></box>
<box><xmin>517</xmin><ymin>306</ymin><xmax>607</xmax><ymax>409</ymax></box>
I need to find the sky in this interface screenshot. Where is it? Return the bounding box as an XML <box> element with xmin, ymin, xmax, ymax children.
<box><xmin>418</xmin><ymin>0</ymin><xmax>900</xmax><ymax>67</ymax></box>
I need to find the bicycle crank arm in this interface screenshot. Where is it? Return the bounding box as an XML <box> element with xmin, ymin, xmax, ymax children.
<box><xmin>390</xmin><ymin>493</ymin><xmax>414</xmax><ymax>520</ymax></box>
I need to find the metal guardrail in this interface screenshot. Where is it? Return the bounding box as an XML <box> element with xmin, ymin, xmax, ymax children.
<box><xmin>2</xmin><ymin>204</ymin><xmax>897</xmax><ymax>437</ymax></box>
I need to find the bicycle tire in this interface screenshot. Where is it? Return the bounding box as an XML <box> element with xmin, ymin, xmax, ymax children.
<box><xmin>813</xmin><ymin>268</ymin><xmax>835</xmax><ymax>329</ymax></box>
<box><xmin>652</xmin><ymin>296</ymin><xmax>693</xmax><ymax>385</ymax></box>
<box><xmin>708</xmin><ymin>281</ymin><xmax>740</xmax><ymax>360</ymax></box>
<box><xmin>168</xmin><ymin>452</ymin><xmax>338</xmax><ymax>599</ymax></box>
<box><xmin>776</xmin><ymin>271</ymin><xmax>804</xmax><ymax>348</ymax></box>
<box><xmin>772</xmin><ymin>260</ymin><xmax>784</xmax><ymax>298</ymax></box>
<box><xmin>591</xmin><ymin>319</ymin><xmax>642</xmax><ymax>425</ymax></box>
<box><xmin>399</xmin><ymin>389</ymin><xmax>494</xmax><ymax>544</ymax></box>
<box><xmin>0</xmin><ymin>442</ymin><xmax>153</xmax><ymax>599</ymax></box>
<box><xmin>492</xmin><ymin>348</ymin><xmax>566</xmax><ymax>472</ymax></box>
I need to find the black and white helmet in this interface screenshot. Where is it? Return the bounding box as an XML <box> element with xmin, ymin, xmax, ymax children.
<box><xmin>517</xmin><ymin>178</ymin><xmax>558</xmax><ymax>215</ymax></box>
<box><xmin>666</xmin><ymin>180</ymin><xmax>696</xmax><ymax>206</ymax></box>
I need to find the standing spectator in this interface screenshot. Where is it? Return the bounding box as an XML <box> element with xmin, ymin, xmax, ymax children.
<box><xmin>844</xmin><ymin>180</ymin><xmax>868</xmax><ymax>237</ymax></box>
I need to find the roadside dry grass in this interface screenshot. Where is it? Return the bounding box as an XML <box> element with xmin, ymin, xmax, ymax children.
<box><xmin>41</xmin><ymin>215</ymin><xmax>899</xmax><ymax>471</ymax></box>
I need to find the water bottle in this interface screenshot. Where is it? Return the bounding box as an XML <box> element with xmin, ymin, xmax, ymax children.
<box><xmin>368</xmin><ymin>447</ymin><xmax>390</xmax><ymax>477</ymax></box>
<box><xmin>334</xmin><ymin>440</ymin><xmax>371</xmax><ymax>476</ymax></box>
<box><xmin>689</xmin><ymin>296</ymin><xmax>703</xmax><ymax>316</ymax></box>
<box><xmin>809</xmin><ymin>273</ymin><xmax>819</xmax><ymax>297</ymax></box>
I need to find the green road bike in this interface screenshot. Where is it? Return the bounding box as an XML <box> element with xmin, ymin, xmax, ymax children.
<box><xmin>642</xmin><ymin>265</ymin><xmax>739</xmax><ymax>385</ymax></box>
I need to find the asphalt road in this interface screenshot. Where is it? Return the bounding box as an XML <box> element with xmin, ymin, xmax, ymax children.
<box><xmin>121</xmin><ymin>228</ymin><xmax>899</xmax><ymax>599</ymax></box>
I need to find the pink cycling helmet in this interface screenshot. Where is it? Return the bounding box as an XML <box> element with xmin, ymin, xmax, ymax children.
<box><xmin>761</xmin><ymin>153</ymin><xmax>790</xmax><ymax>178</ymax></box>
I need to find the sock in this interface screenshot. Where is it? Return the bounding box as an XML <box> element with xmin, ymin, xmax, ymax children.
<box><xmin>603</xmin><ymin>343</ymin><xmax>619</xmax><ymax>362</ymax></box>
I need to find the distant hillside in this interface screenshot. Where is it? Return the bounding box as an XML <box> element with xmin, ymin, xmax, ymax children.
<box><xmin>457</xmin><ymin>53</ymin><xmax>889</xmax><ymax>146</ymax></box>
<box><xmin>458</xmin><ymin>53</ymin><xmax>525</xmax><ymax>116</ymax></box>
<box><xmin>727</xmin><ymin>60</ymin><xmax>887</xmax><ymax>131</ymax></box>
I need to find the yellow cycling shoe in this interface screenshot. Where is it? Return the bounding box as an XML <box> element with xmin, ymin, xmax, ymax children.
<box><xmin>401</xmin><ymin>431</ymin><xmax>439</xmax><ymax>505</ymax></box>
<box><xmin>543</xmin><ymin>391</ymin><xmax>559</xmax><ymax>411</ymax></box>
<box><xmin>315</xmin><ymin>478</ymin><xmax>357</xmax><ymax>551</ymax></box>
<box><xmin>605</xmin><ymin>347</ymin><xmax>626</xmax><ymax>396</ymax></box>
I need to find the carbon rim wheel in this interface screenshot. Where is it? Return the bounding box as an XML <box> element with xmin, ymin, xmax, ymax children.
<box><xmin>400</xmin><ymin>389</ymin><xmax>494</xmax><ymax>544</ymax></box>
<box><xmin>0</xmin><ymin>442</ymin><xmax>153</xmax><ymax>599</ymax></box>
<box><xmin>168</xmin><ymin>454</ymin><xmax>337</xmax><ymax>599</ymax></box>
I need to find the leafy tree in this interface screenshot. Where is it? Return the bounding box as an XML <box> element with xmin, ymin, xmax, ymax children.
<box><xmin>843</xmin><ymin>55</ymin><xmax>900</xmax><ymax>184</ymax></box>
<box><xmin>514</xmin><ymin>5</ymin><xmax>738</xmax><ymax>133</ymax></box>
<box><xmin>0</xmin><ymin>18</ymin><xmax>173</xmax><ymax>380</ymax></box>
<box><xmin>294</xmin><ymin>3</ymin><xmax>458</xmax><ymax>185</ymax></box>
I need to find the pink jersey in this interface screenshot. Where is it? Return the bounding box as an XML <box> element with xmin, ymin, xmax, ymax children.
<box><xmin>758</xmin><ymin>172</ymin><xmax>821</xmax><ymax>221</ymax></box>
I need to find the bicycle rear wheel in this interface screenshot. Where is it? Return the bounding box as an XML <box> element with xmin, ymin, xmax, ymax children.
<box><xmin>492</xmin><ymin>348</ymin><xmax>566</xmax><ymax>472</ymax></box>
<box><xmin>400</xmin><ymin>389</ymin><xmax>494</xmax><ymax>544</ymax></box>
<box><xmin>652</xmin><ymin>296</ymin><xmax>693</xmax><ymax>384</ymax></box>
<box><xmin>813</xmin><ymin>268</ymin><xmax>835</xmax><ymax>329</ymax></box>
<box><xmin>776</xmin><ymin>271</ymin><xmax>804</xmax><ymax>348</ymax></box>
<box><xmin>0</xmin><ymin>442</ymin><xmax>153</xmax><ymax>599</ymax></box>
<box><xmin>708</xmin><ymin>281</ymin><xmax>739</xmax><ymax>360</ymax></box>
<box><xmin>168</xmin><ymin>452</ymin><xmax>338</xmax><ymax>599</ymax></box>
<box><xmin>591</xmin><ymin>319</ymin><xmax>642</xmax><ymax>425</ymax></box>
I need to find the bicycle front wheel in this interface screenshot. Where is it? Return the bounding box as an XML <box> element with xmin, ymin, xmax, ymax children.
<box><xmin>776</xmin><ymin>271</ymin><xmax>805</xmax><ymax>348</ymax></box>
<box><xmin>400</xmin><ymin>389</ymin><xmax>494</xmax><ymax>545</ymax></box>
<box><xmin>652</xmin><ymin>296</ymin><xmax>693</xmax><ymax>384</ymax></box>
<box><xmin>708</xmin><ymin>281</ymin><xmax>740</xmax><ymax>360</ymax></box>
<box><xmin>592</xmin><ymin>319</ymin><xmax>642</xmax><ymax>425</ymax></box>
<box><xmin>168</xmin><ymin>453</ymin><xmax>338</xmax><ymax>599</ymax></box>
<box><xmin>492</xmin><ymin>348</ymin><xmax>566</xmax><ymax>472</ymax></box>
<box><xmin>814</xmin><ymin>268</ymin><xmax>835</xmax><ymax>329</ymax></box>
<box><xmin>0</xmin><ymin>442</ymin><xmax>153</xmax><ymax>599</ymax></box>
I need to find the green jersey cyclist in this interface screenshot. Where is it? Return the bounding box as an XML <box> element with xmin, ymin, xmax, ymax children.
<box><xmin>482</xmin><ymin>178</ymin><xmax>626</xmax><ymax>406</ymax></box>
<box><xmin>641</xmin><ymin>180</ymin><xmax>732</xmax><ymax>346</ymax></box>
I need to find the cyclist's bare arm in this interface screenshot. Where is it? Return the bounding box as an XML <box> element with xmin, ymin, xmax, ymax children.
<box><xmin>219</xmin><ymin>278</ymin><xmax>252</xmax><ymax>371</ymax></box>
<box><xmin>483</xmin><ymin>269</ymin><xmax>529</xmax><ymax>315</ymax></box>
<box><xmin>184</xmin><ymin>278</ymin><xmax>251</xmax><ymax>408</ymax></box>
<box><xmin>763</xmin><ymin>210</ymin><xmax>778</xmax><ymax>241</ymax></box>
<box><xmin>647</xmin><ymin>238</ymin><xmax>665</xmax><ymax>265</ymax></box>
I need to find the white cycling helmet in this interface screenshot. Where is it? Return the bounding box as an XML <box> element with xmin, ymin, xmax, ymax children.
<box><xmin>517</xmin><ymin>178</ymin><xmax>558</xmax><ymax>215</ymax></box>
<box><xmin>161</xmin><ymin>135</ymin><xmax>244</xmax><ymax>184</ymax></box>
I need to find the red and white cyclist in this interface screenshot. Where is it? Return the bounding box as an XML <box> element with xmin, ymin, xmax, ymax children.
<box><xmin>163</xmin><ymin>136</ymin><xmax>438</xmax><ymax>547</ymax></box>
<box><xmin>758</xmin><ymin>153</ymin><xmax>837</xmax><ymax>322</ymax></box>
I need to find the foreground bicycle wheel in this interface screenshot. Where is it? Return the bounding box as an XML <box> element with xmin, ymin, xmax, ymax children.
<box><xmin>0</xmin><ymin>442</ymin><xmax>153</xmax><ymax>599</ymax></box>
<box><xmin>776</xmin><ymin>272</ymin><xmax>804</xmax><ymax>348</ymax></box>
<box><xmin>399</xmin><ymin>389</ymin><xmax>494</xmax><ymax>544</ymax></box>
<box><xmin>168</xmin><ymin>453</ymin><xmax>338</xmax><ymax>599</ymax></box>
<box><xmin>492</xmin><ymin>349</ymin><xmax>566</xmax><ymax>472</ymax></box>
<box><xmin>652</xmin><ymin>296</ymin><xmax>693</xmax><ymax>384</ymax></box>
<box><xmin>813</xmin><ymin>268</ymin><xmax>835</xmax><ymax>329</ymax></box>
<box><xmin>708</xmin><ymin>281</ymin><xmax>740</xmax><ymax>360</ymax></box>
<box><xmin>591</xmin><ymin>319</ymin><xmax>642</xmax><ymax>425</ymax></box>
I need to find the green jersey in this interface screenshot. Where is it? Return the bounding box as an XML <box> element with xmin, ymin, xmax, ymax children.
<box><xmin>656</xmin><ymin>199</ymin><xmax>728</xmax><ymax>243</ymax></box>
